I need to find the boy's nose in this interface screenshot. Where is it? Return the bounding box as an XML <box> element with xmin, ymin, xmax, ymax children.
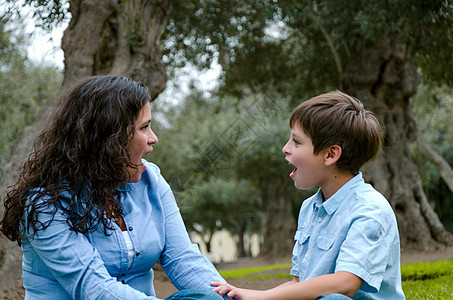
<box><xmin>282</xmin><ymin>141</ymin><xmax>290</xmax><ymax>154</ymax></box>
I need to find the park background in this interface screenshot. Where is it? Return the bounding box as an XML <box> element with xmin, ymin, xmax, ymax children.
<box><xmin>0</xmin><ymin>0</ymin><xmax>453</xmax><ymax>298</ymax></box>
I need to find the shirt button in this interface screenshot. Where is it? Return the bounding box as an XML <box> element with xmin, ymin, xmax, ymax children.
<box><xmin>121</xmin><ymin>279</ymin><xmax>125</xmax><ymax>284</ymax></box>
<box><xmin>129</xmin><ymin>226</ymin><xmax>133</xmax><ymax>231</ymax></box>
<box><xmin>121</xmin><ymin>274</ymin><xmax>125</xmax><ymax>277</ymax></box>
<box><xmin>136</xmin><ymin>252</ymin><xmax>140</xmax><ymax>256</ymax></box>
<box><xmin>318</xmin><ymin>217</ymin><xmax>323</xmax><ymax>223</ymax></box>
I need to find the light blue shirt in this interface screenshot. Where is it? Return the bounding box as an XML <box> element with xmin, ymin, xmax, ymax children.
<box><xmin>21</xmin><ymin>160</ymin><xmax>224</xmax><ymax>299</ymax></box>
<box><xmin>291</xmin><ymin>173</ymin><xmax>405</xmax><ymax>299</ymax></box>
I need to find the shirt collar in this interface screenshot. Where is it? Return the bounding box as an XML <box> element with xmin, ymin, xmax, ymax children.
<box><xmin>315</xmin><ymin>172</ymin><xmax>364</xmax><ymax>215</ymax></box>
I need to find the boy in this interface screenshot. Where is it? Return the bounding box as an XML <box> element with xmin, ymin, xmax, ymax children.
<box><xmin>212</xmin><ymin>91</ymin><xmax>405</xmax><ymax>299</ymax></box>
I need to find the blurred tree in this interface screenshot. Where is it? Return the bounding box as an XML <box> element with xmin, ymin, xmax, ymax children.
<box><xmin>233</xmin><ymin>95</ymin><xmax>300</xmax><ymax>259</ymax></box>
<box><xmin>0</xmin><ymin>0</ymin><xmax>170</xmax><ymax>293</ymax></box>
<box><xmin>151</xmin><ymin>83</ymin><xmax>314</xmax><ymax>259</ymax></box>
<box><xmin>0</xmin><ymin>21</ymin><xmax>63</xmax><ymax>177</ymax></box>
<box><xmin>150</xmin><ymin>86</ymin><xmax>264</xmax><ymax>259</ymax></box>
<box><xmin>1</xmin><ymin>0</ymin><xmax>170</xmax><ymax>196</ymax></box>
<box><xmin>178</xmin><ymin>178</ymin><xmax>261</xmax><ymax>259</ymax></box>
<box><xmin>164</xmin><ymin>0</ymin><xmax>453</xmax><ymax>252</ymax></box>
<box><xmin>411</xmin><ymin>85</ymin><xmax>453</xmax><ymax>232</ymax></box>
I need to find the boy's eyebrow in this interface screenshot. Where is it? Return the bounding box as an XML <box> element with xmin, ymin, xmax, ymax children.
<box><xmin>291</xmin><ymin>131</ymin><xmax>302</xmax><ymax>138</ymax></box>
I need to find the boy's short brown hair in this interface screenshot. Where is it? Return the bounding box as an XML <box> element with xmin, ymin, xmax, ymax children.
<box><xmin>289</xmin><ymin>90</ymin><xmax>382</xmax><ymax>175</ymax></box>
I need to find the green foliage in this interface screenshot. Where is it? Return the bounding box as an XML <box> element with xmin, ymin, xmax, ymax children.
<box><xmin>163</xmin><ymin>0</ymin><xmax>332</xmax><ymax>98</ymax></box>
<box><xmin>164</xmin><ymin>0</ymin><xmax>453</xmax><ymax>100</ymax></box>
<box><xmin>149</xmin><ymin>86</ymin><xmax>226</xmax><ymax>188</ymax></box>
<box><xmin>178</xmin><ymin>177</ymin><xmax>261</xmax><ymax>241</ymax></box>
<box><xmin>164</xmin><ymin>0</ymin><xmax>273</xmax><ymax>70</ymax></box>
<box><xmin>149</xmin><ymin>87</ymin><xmax>259</xmax><ymax>244</ymax></box>
<box><xmin>0</xmin><ymin>20</ymin><xmax>63</xmax><ymax>177</ymax></box>
<box><xmin>411</xmin><ymin>85</ymin><xmax>453</xmax><ymax>150</ymax></box>
<box><xmin>1</xmin><ymin>0</ymin><xmax>68</xmax><ymax>31</ymax></box>
<box><xmin>150</xmin><ymin>86</ymin><xmax>304</xmax><ymax>250</ymax></box>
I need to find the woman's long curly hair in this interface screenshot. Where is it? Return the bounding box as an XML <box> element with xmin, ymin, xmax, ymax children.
<box><xmin>0</xmin><ymin>75</ymin><xmax>151</xmax><ymax>245</ymax></box>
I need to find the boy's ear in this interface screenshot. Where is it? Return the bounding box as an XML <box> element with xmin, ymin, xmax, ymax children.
<box><xmin>324</xmin><ymin>145</ymin><xmax>342</xmax><ymax>166</ymax></box>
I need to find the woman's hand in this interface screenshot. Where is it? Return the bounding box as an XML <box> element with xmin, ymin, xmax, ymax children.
<box><xmin>211</xmin><ymin>282</ymin><xmax>267</xmax><ymax>300</ymax></box>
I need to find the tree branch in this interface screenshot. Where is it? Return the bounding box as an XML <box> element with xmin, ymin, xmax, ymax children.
<box><xmin>308</xmin><ymin>11</ymin><xmax>343</xmax><ymax>89</ymax></box>
<box><xmin>416</xmin><ymin>136</ymin><xmax>453</xmax><ymax>193</ymax></box>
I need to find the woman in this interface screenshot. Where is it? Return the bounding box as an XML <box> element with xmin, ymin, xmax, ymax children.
<box><xmin>0</xmin><ymin>75</ymin><xmax>224</xmax><ymax>299</ymax></box>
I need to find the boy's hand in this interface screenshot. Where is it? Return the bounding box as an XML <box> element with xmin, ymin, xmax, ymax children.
<box><xmin>211</xmin><ymin>282</ymin><xmax>239</xmax><ymax>299</ymax></box>
<box><xmin>211</xmin><ymin>281</ymin><xmax>266</xmax><ymax>300</ymax></box>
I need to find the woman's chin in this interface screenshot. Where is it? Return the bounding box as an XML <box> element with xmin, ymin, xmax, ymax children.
<box><xmin>128</xmin><ymin>175</ymin><xmax>141</xmax><ymax>183</ymax></box>
<box><xmin>127</xmin><ymin>165</ymin><xmax>146</xmax><ymax>183</ymax></box>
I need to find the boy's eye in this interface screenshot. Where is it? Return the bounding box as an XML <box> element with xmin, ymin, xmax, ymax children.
<box><xmin>293</xmin><ymin>139</ymin><xmax>300</xmax><ymax>145</ymax></box>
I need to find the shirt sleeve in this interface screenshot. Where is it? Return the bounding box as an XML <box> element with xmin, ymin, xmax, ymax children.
<box><xmin>335</xmin><ymin>203</ymin><xmax>395</xmax><ymax>293</ymax></box>
<box><xmin>24</xmin><ymin>195</ymin><xmax>157</xmax><ymax>300</ymax></box>
<box><xmin>155</xmin><ymin>171</ymin><xmax>225</xmax><ymax>290</ymax></box>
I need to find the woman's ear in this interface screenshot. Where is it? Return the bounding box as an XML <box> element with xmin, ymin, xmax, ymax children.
<box><xmin>324</xmin><ymin>145</ymin><xmax>342</xmax><ymax>166</ymax></box>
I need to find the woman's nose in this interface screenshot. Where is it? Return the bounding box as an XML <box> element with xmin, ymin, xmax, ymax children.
<box><xmin>148</xmin><ymin>129</ymin><xmax>158</xmax><ymax>145</ymax></box>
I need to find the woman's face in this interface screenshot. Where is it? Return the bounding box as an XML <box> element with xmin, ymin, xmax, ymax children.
<box><xmin>126</xmin><ymin>102</ymin><xmax>158</xmax><ymax>182</ymax></box>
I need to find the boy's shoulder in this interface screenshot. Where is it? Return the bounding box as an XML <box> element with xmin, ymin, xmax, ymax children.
<box><xmin>299</xmin><ymin>174</ymin><xmax>395</xmax><ymax>220</ymax></box>
<box><xmin>346</xmin><ymin>181</ymin><xmax>397</xmax><ymax>227</ymax></box>
<box><xmin>338</xmin><ymin>173</ymin><xmax>389</xmax><ymax>207</ymax></box>
<box><xmin>352</xmin><ymin>181</ymin><xmax>391</xmax><ymax>208</ymax></box>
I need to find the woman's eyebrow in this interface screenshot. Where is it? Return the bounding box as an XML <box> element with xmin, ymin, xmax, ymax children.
<box><xmin>138</xmin><ymin>119</ymin><xmax>151</xmax><ymax>126</ymax></box>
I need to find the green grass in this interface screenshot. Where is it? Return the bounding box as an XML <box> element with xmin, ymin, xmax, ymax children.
<box><xmin>401</xmin><ymin>260</ymin><xmax>453</xmax><ymax>299</ymax></box>
<box><xmin>219</xmin><ymin>263</ymin><xmax>292</xmax><ymax>279</ymax></box>
<box><xmin>219</xmin><ymin>260</ymin><xmax>453</xmax><ymax>299</ymax></box>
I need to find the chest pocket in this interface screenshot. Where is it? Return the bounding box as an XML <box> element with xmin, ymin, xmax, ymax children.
<box><xmin>293</xmin><ymin>229</ymin><xmax>310</xmax><ymax>256</ymax></box>
<box><xmin>316</xmin><ymin>233</ymin><xmax>335</xmax><ymax>251</ymax></box>
<box><xmin>294</xmin><ymin>229</ymin><xmax>310</xmax><ymax>244</ymax></box>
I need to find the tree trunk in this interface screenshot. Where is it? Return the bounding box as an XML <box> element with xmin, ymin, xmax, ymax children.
<box><xmin>203</xmin><ymin>231</ymin><xmax>214</xmax><ymax>254</ymax></box>
<box><xmin>342</xmin><ymin>40</ymin><xmax>453</xmax><ymax>250</ymax></box>
<box><xmin>259</xmin><ymin>178</ymin><xmax>295</xmax><ymax>260</ymax></box>
<box><xmin>235</xmin><ymin>222</ymin><xmax>247</xmax><ymax>259</ymax></box>
<box><xmin>0</xmin><ymin>0</ymin><xmax>169</xmax><ymax>294</ymax></box>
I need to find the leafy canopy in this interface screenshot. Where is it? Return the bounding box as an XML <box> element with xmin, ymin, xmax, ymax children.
<box><xmin>164</xmin><ymin>0</ymin><xmax>453</xmax><ymax>98</ymax></box>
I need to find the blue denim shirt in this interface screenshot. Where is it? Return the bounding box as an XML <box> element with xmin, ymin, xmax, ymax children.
<box><xmin>291</xmin><ymin>173</ymin><xmax>405</xmax><ymax>299</ymax></box>
<box><xmin>21</xmin><ymin>160</ymin><xmax>224</xmax><ymax>299</ymax></box>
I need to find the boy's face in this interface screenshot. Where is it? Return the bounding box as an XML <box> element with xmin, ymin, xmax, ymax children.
<box><xmin>282</xmin><ymin>124</ymin><xmax>328</xmax><ymax>190</ymax></box>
